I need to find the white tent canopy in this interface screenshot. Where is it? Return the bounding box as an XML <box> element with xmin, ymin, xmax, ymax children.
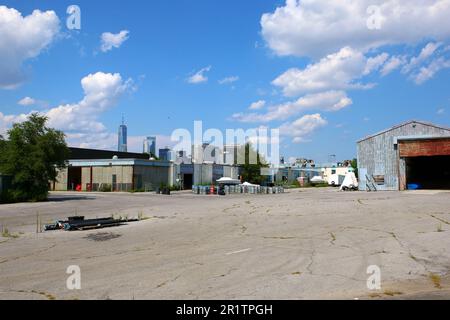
<box><xmin>241</xmin><ymin>182</ymin><xmax>260</xmax><ymax>187</ymax></box>
<box><xmin>216</xmin><ymin>177</ymin><xmax>241</xmax><ymax>185</ymax></box>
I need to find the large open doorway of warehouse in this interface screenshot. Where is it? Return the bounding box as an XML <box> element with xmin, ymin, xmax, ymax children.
<box><xmin>183</xmin><ymin>174</ymin><xmax>193</xmax><ymax>189</ymax></box>
<box><xmin>405</xmin><ymin>156</ymin><xmax>450</xmax><ymax>189</ymax></box>
<box><xmin>67</xmin><ymin>167</ymin><xmax>82</xmax><ymax>191</ymax></box>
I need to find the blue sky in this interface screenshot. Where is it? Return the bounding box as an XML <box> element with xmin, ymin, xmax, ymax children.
<box><xmin>1</xmin><ymin>0</ymin><xmax>449</xmax><ymax>163</ymax></box>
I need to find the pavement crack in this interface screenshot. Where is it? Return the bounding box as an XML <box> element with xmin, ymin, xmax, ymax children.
<box><xmin>0</xmin><ymin>243</ymin><xmax>57</xmax><ymax>265</ymax></box>
<box><xmin>156</xmin><ymin>273</ymin><xmax>183</xmax><ymax>289</ymax></box>
<box><xmin>1</xmin><ymin>289</ymin><xmax>56</xmax><ymax>300</ymax></box>
<box><xmin>429</xmin><ymin>214</ymin><xmax>450</xmax><ymax>225</ymax></box>
<box><xmin>306</xmin><ymin>249</ymin><xmax>316</xmax><ymax>275</ymax></box>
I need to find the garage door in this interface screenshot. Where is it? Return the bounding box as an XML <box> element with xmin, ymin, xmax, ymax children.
<box><xmin>399</xmin><ymin>138</ymin><xmax>450</xmax><ymax>157</ymax></box>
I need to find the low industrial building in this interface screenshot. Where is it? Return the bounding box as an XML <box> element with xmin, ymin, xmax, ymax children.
<box><xmin>177</xmin><ymin>163</ymin><xmax>240</xmax><ymax>189</ymax></box>
<box><xmin>53</xmin><ymin>147</ymin><xmax>239</xmax><ymax>192</ymax></box>
<box><xmin>271</xmin><ymin>164</ymin><xmax>354</xmax><ymax>185</ymax></box>
<box><xmin>357</xmin><ymin>120</ymin><xmax>450</xmax><ymax>191</ymax></box>
<box><xmin>53</xmin><ymin>148</ymin><xmax>174</xmax><ymax>192</ymax></box>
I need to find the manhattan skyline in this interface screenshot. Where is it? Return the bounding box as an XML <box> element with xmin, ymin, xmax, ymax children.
<box><xmin>0</xmin><ymin>1</ymin><xmax>449</xmax><ymax>163</ymax></box>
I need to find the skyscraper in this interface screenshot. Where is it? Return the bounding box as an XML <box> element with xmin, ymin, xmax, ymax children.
<box><xmin>118</xmin><ymin>117</ymin><xmax>127</xmax><ymax>152</ymax></box>
<box><xmin>159</xmin><ymin>147</ymin><xmax>173</xmax><ymax>161</ymax></box>
<box><xmin>143</xmin><ymin>136</ymin><xmax>156</xmax><ymax>156</ymax></box>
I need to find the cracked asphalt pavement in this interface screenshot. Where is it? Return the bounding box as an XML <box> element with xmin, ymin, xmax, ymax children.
<box><xmin>0</xmin><ymin>188</ymin><xmax>449</xmax><ymax>300</ymax></box>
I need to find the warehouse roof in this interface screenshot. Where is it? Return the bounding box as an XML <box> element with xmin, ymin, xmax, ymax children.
<box><xmin>69</xmin><ymin>147</ymin><xmax>149</xmax><ymax>160</ymax></box>
<box><xmin>357</xmin><ymin>120</ymin><xmax>450</xmax><ymax>143</ymax></box>
<box><xmin>67</xmin><ymin>159</ymin><xmax>172</xmax><ymax>167</ymax></box>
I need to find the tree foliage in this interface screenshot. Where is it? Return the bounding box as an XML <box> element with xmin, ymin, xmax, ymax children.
<box><xmin>0</xmin><ymin>114</ymin><xmax>69</xmax><ymax>202</ymax></box>
<box><xmin>236</xmin><ymin>143</ymin><xmax>269</xmax><ymax>185</ymax></box>
<box><xmin>351</xmin><ymin>158</ymin><xmax>358</xmax><ymax>178</ymax></box>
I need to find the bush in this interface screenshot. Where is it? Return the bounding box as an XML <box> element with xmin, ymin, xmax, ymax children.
<box><xmin>100</xmin><ymin>184</ymin><xmax>112</xmax><ymax>192</ymax></box>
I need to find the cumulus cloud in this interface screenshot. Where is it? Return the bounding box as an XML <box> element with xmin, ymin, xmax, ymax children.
<box><xmin>218</xmin><ymin>76</ymin><xmax>239</xmax><ymax>85</ymax></box>
<box><xmin>261</xmin><ymin>0</ymin><xmax>450</xmax><ymax>58</ymax></box>
<box><xmin>17</xmin><ymin>97</ymin><xmax>36</xmax><ymax>106</ymax></box>
<box><xmin>0</xmin><ymin>6</ymin><xmax>60</xmax><ymax>89</ymax></box>
<box><xmin>100</xmin><ymin>30</ymin><xmax>130</xmax><ymax>52</ymax></box>
<box><xmin>381</xmin><ymin>55</ymin><xmax>407</xmax><ymax>76</ymax></box>
<box><xmin>412</xmin><ymin>57</ymin><xmax>450</xmax><ymax>84</ymax></box>
<box><xmin>279</xmin><ymin>113</ymin><xmax>328</xmax><ymax>143</ymax></box>
<box><xmin>188</xmin><ymin>66</ymin><xmax>211</xmax><ymax>84</ymax></box>
<box><xmin>46</xmin><ymin>72</ymin><xmax>132</xmax><ymax>132</ymax></box>
<box><xmin>232</xmin><ymin>91</ymin><xmax>351</xmax><ymax>123</ymax></box>
<box><xmin>0</xmin><ymin>112</ymin><xmax>28</xmax><ymax>136</ymax></box>
<box><xmin>0</xmin><ymin>72</ymin><xmax>133</xmax><ymax>146</ymax></box>
<box><xmin>249</xmin><ymin>100</ymin><xmax>266</xmax><ymax>110</ymax></box>
<box><xmin>272</xmin><ymin>47</ymin><xmax>377</xmax><ymax>97</ymax></box>
<box><xmin>402</xmin><ymin>42</ymin><xmax>442</xmax><ymax>74</ymax></box>
<box><xmin>364</xmin><ymin>53</ymin><xmax>389</xmax><ymax>75</ymax></box>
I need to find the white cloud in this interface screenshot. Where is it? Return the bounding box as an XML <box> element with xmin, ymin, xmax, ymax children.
<box><xmin>188</xmin><ymin>66</ymin><xmax>211</xmax><ymax>84</ymax></box>
<box><xmin>46</xmin><ymin>72</ymin><xmax>132</xmax><ymax>132</ymax></box>
<box><xmin>402</xmin><ymin>42</ymin><xmax>442</xmax><ymax>74</ymax></box>
<box><xmin>218</xmin><ymin>76</ymin><xmax>239</xmax><ymax>85</ymax></box>
<box><xmin>279</xmin><ymin>113</ymin><xmax>328</xmax><ymax>143</ymax></box>
<box><xmin>0</xmin><ymin>6</ymin><xmax>60</xmax><ymax>89</ymax></box>
<box><xmin>381</xmin><ymin>55</ymin><xmax>407</xmax><ymax>76</ymax></box>
<box><xmin>437</xmin><ymin>108</ymin><xmax>445</xmax><ymax>115</ymax></box>
<box><xmin>100</xmin><ymin>30</ymin><xmax>130</xmax><ymax>52</ymax></box>
<box><xmin>0</xmin><ymin>72</ymin><xmax>133</xmax><ymax>145</ymax></box>
<box><xmin>364</xmin><ymin>53</ymin><xmax>389</xmax><ymax>75</ymax></box>
<box><xmin>0</xmin><ymin>112</ymin><xmax>28</xmax><ymax>136</ymax></box>
<box><xmin>412</xmin><ymin>57</ymin><xmax>450</xmax><ymax>84</ymax></box>
<box><xmin>249</xmin><ymin>100</ymin><xmax>266</xmax><ymax>110</ymax></box>
<box><xmin>261</xmin><ymin>0</ymin><xmax>450</xmax><ymax>58</ymax></box>
<box><xmin>17</xmin><ymin>97</ymin><xmax>36</xmax><ymax>106</ymax></box>
<box><xmin>233</xmin><ymin>91</ymin><xmax>351</xmax><ymax>123</ymax></box>
<box><xmin>272</xmin><ymin>47</ymin><xmax>376</xmax><ymax>97</ymax></box>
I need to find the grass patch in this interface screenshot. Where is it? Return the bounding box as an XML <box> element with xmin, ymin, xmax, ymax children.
<box><xmin>291</xmin><ymin>272</ymin><xmax>302</xmax><ymax>276</ymax></box>
<box><xmin>437</xmin><ymin>224</ymin><xmax>444</xmax><ymax>232</ymax></box>
<box><xmin>1</xmin><ymin>227</ymin><xmax>19</xmax><ymax>239</ymax></box>
<box><xmin>138</xmin><ymin>211</ymin><xmax>150</xmax><ymax>221</ymax></box>
<box><xmin>409</xmin><ymin>253</ymin><xmax>418</xmax><ymax>262</ymax></box>
<box><xmin>383</xmin><ymin>290</ymin><xmax>402</xmax><ymax>296</ymax></box>
<box><xmin>429</xmin><ymin>273</ymin><xmax>442</xmax><ymax>289</ymax></box>
<box><xmin>330</xmin><ymin>232</ymin><xmax>336</xmax><ymax>243</ymax></box>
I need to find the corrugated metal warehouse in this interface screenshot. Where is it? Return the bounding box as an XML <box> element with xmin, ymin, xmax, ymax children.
<box><xmin>357</xmin><ymin>120</ymin><xmax>450</xmax><ymax>191</ymax></box>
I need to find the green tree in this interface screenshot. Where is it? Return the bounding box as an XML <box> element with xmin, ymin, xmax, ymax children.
<box><xmin>351</xmin><ymin>158</ymin><xmax>358</xmax><ymax>178</ymax></box>
<box><xmin>143</xmin><ymin>152</ymin><xmax>159</xmax><ymax>160</ymax></box>
<box><xmin>0</xmin><ymin>114</ymin><xmax>69</xmax><ymax>202</ymax></box>
<box><xmin>236</xmin><ymin>143</ymin><xmax>269</xmax><ymax>185</ymax></box>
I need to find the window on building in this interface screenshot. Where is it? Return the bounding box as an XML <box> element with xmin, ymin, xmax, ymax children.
<box><xmin>373</xmin><ymin>175</ymin><xmax>385</xmax><ymax>185</ymax></box>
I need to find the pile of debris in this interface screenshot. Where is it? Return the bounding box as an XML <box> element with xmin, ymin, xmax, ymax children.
<box><xmin>44</xmin><ymin>216</ymin><xmax>138</xmax><ymax>232</ymax></box>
